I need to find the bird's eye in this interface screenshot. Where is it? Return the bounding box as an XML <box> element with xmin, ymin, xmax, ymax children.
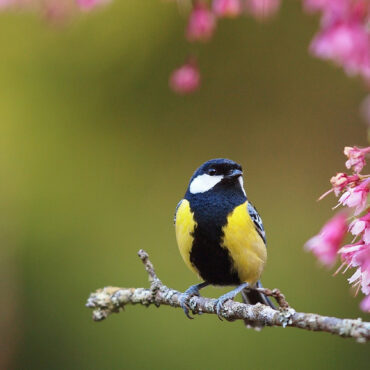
<box><xmin>208</xmin><ymin>168</ymin><xmax>216</xmax><ymax>176</ymax></box>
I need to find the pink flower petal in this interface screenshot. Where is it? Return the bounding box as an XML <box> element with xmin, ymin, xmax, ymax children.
<box><xmin>348</xmin><ymin>267</ymin><xmax>362</xmax><ymax>284</ymax></box>
<box><xmin>344</xmin><ymin>146</ymin><xmax>370</xmax><ymax>174</ymax></box>
<box><xmin>337</xmin><ymin>179</ymin><xmax>369</xmax><ymax>215</ymax></box>
<box><xmin>169</xmin><ymin>60</ymin><xmax>200</xmax><ymax>94</ymax></box>
<box><xmin>364</xmin><ymin>227</ymin><xmax>370</xmax><ymax>244</ymax></box>
<box><xmin>349</xmin><ymin>219</ymin><xmax>366</xmax><ymax>236</ymax></box>
<box><xmin>186</xmin><ymin>2</ymin><xmax>216</xmax><ymax>42</ymax></box>
<box><xmin>212</xmin><ymin>0</ymin><xmax>242</xmax><ymax>18</ymax></box>
<box><xmin>305</xmin><ymin>213</ymin><xmax>347</xmax><ymax>266</ymax></box>
<box><xmin>360</xmin><ymin>295</ymin><xmax>370</xmax><ymax>312</ymax></box>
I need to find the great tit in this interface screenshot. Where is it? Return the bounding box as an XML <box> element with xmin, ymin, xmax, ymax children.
<box><xmin>174</xmin><ymin>158</ymin><xmax>274</xmax><ymax>326</ymax></box>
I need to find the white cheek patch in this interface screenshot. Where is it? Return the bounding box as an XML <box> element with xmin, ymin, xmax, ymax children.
<box><xmin>189</xmin><ymin>174</ymin><xmax>224</xmax><ymax>194</ymax></box>
<box><xmin>238</xmin><ymin>176</ymin><xmax>247</xmax><ymax>197</ymax></box>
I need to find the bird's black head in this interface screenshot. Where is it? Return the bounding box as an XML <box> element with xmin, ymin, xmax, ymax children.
<box><xmin>185</xmin><ymin>158</ymin><xmax>246</xmax><ymax>197</ymax></box>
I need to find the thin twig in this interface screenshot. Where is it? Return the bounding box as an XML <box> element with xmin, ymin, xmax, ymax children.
<box><xmin>256</xmin><ymin>287</ymin><xmax>290</xmax><ymax>309</ymax></box>
<box><xmin>86</xmin><ymin>250</ymin><xmax>370</xmax><ymax>343</ymax></box>
<box><xmin>137</xmin><ymin>249</ymin><xmax>159</xmax><ymax>283</ymax></box>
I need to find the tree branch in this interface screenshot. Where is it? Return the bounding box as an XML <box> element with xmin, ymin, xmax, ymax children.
<box><xmin>86</xmin><ymin>250</ymin><xmax>370</xmax><ymax>343</ymax></box>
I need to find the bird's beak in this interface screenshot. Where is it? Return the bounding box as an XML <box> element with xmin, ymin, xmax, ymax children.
<box><xmin>226</xmin><ymin>169</ymin><xmax>243</xmax><ymax>179</ymax></box>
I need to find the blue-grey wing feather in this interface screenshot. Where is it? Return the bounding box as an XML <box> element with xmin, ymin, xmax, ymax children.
<box><xmin>174</xmin><ymin>199</ymin><xmax>183</xmax><ymax>224</ymax></box>
<box><xmin>247</xmin><ymin>202</ymin><xmax>266</xmax><ymax>244</ymax></box>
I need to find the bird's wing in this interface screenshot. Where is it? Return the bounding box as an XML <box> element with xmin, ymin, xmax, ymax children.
<box><xmin>174</xmin><ymin>199</ymin><xmax>183</xmax><ymax>224</ymax></box>
<box><xmin>247</xmin><ymin>202</ymin><xmax>266</xmax><ymax>244</ymax></box>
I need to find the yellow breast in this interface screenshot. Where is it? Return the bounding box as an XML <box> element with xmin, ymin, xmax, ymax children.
<box><xmin>221</xmin><ymin>201</ymin><xmax>267</xmax><ymax>285</ymax></box>
<box><xmin>175</xmin><ymin>199</ymin><xmax>199</xmax><ymax>276</ymax></box>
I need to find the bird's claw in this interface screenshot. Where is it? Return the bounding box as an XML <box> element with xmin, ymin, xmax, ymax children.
<box><xmin>215</xmin><ymin>297</ymin><xmax>232</xmax><ymax>321</ymax></box>
<box><xmin>179</xmin><ymin>282</ymin><xmax>209</xmax><ymax>319</ymax></box>
<box><xmin>215</xmin><ymin>289</ymin><xmax>242</xmax><ymax>320</ymax></box>
<box><xmin>179</xmin><ymin>293</ymin><xmax>195</xmax><ymax>319</ymax></box>
<box><xmin>214</xmin><ymin>283</ymin><xmax>249</xmax><ymax>320</ymax></box>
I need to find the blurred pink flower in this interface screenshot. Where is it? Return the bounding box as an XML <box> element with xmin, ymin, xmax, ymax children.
<box><xmin>307</xmin><ymin>0</ymin><xmax>370</xmax><ymax>82</ymax></box>
<box><xmin>360</xmin><ymin>295</ymin><xmax>370</xmax><ymax>312</ymax></box>
<box><xmin>303</xmin><ymin>0</ymin><xmax>369</xmax><ymax>29</ymax></box>
<box><xmin>305</xmin><ymin>213</ymin><xmax>347</xmax><ymax>266</ymax></box>
<box><xmin>303</xmin><ymin>0</ymin><xmax>340</xmax><ymax>12</ymax></box>
<box><xmin>0</xmin><ymin>0</ymin><xmax>13</xmax><ymax>9</ymax></box>
<box><xmin>76</xmin><ymin>0</ymin><xmax>110</xmax><ymax>11</ymax></box>
<box><xmin>169</xmin><ymin>60</ymin><xmax>200</xmax><ymax>94</ymax></box>
<box><xmin>310</xmin><ymin>21</ymin><xmax>370</xmax><ymax>78</ymax></box>
<box><xmin>186</xmin><ymin>2</ymin><xmax>216</xmax><ymax>42</ymax></box>
<box><xmin>303</xmin><ymin>0</ymin><xmax>349</xmax><ymax>22</ymax></box>
<box><xmin>344</xmin><ymin>146</ymin><xmax>370</xmax><ymax>173</ymax></box>
<box><xmin>338</xmin><ymin>178</ymin><xmax>370</xmax><ymax>215</ymax></box>
<box><xmin>245</xmin><ymin>0</ymin><xmax>281</xmax><ymax>20</ymax></box>
<box><xmin>212</xmin><ymin>0</ymin><xmax>242</xmax><ymax>18</ymax></box>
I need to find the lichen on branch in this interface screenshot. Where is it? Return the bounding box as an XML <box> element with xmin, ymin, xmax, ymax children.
<box><xmin>86</xmin><ymin>250</ymin><xmax>370</xmax><ymax>343</ymax></box>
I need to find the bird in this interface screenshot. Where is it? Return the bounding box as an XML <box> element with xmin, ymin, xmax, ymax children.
<box><xmin>174</xmin><ymin>158</ymin><xmax>274</xmax><ymax>326</ymax></box>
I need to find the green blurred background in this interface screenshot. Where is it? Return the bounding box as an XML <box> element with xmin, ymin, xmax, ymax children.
<box><xmin>1</xmin><ymin>1</ymin><xmax>369</xmax><ymax>369</ymax></box>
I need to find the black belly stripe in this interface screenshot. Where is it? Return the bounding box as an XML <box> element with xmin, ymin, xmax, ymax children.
<box><xmin>190</xmin><ymin>225</ymin><xmax>240</xmax><ymax>285</ymax></box>
<box><xmin>186</xmin><ymin>181</ymin><xmax>247</xmax><ymax>286</ymax></box>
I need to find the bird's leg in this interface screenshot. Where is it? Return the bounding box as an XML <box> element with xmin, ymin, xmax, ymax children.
<box><xmin>179</xmin><ymin>282</ymin><xmax>209</xmax><ymax>319</ymax></box>
<box><xmin>215</xmin><ymin>282</ymin><xmax>249</xmax><ymax>321</ymax></box>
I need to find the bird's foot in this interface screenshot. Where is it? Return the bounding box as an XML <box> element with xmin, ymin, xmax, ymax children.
<box><xmin>215</xmin><ymin>283</ymin><xmax>249</xmax><ymax>321</ymax></box>
<box><xmin>179</xmin><ymin>282</ymin><xmax>209</xmax><ymax>319</ymax></box>
<box><xmin>215</xmin><ymin>292</ymin><xmax>237</xmax><ymax>321</ymax></box>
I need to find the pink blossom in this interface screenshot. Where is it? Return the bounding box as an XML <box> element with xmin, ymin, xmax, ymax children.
<box><xmin>339</xmin><ymin>242</ymin><xmax>367</xmax><ymax>267</ymax></box>
<box><xmin>360</xmin><ymin>295</ymin><xmax>370</xmax><ymax>312</ymax></box>
<box><xmin>349</xmin><ymin>212</ymin><xmax>370</xmax><ymax>243</ymax></box>
<box><xmin>308</xmin><ymin>0</ymin><xmax>370</xmax><ymax>82</ymax></box>
<box><xmin>186</xmin><ymin>2</ymin><xmax>216</xmax><ymax>42</ymax></box>
<box><xmin>245</xmin><ymin>0</ymin><xmax>281</xmax><ymax>20</ymax></box>
<box><xmin>319</xmin><ymin>172</ymin><xmax>360</xmax><ymax>200</ymax></box>
<box><xmin>362</xmin><ymin>271</ymin><xmax>370</xmax><ymax>295</ymax></box>
<box><xmin>340</xmin><ymin>243</ymin><xmax>370</xmax><ymax>298</ymax></box>
<box><xmin>308</xmin><ymin>144</ymin><xmax>370</xmax><ymax>313</ymax></box>
<box><xmin>349</xmin><ymin>219</ymin><xmax>366</xmax><ymax>236</ymax></box>
<box><xmin>356</xmin><ymin>247</ymin><xmax>370</xmax><ymax>295</ymax></box>
<box><xmin>305</xmin><ymin>213</ymin><xmax>347</xmax><ymax>266</ymax></box>
<box><xmin>344</xmin><ymin>146</ymin><xmax>370</xmax><ymax>173</ymax></box>
<box><xmin>338</xmin><ymin>179</ymin><xmax>370</xmax><ymax>215</ymax></box>
<box><xmin>169</xmin><ymin>61</ymin><xmax>200</xmax><ymax>94</ymax></box>
<box><xmin>329</xmin><ymin>172</ymin><xmax>360</xmax><ymax>196</ymax></box>
<box><xmin>212</xmin><ymin>0</ymin><xmax>242</xmax><ymax>18</ymax></box>
<box><xmin>303</xmin><ymin>0</ymin><xmax>370</xmax><ymax>85</ymax></box>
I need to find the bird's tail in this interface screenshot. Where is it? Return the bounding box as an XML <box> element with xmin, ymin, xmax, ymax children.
<box><xmin>241</xmin><ymin>280</ymin><xmax>276</xmax><ymax>330</ymax></box>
